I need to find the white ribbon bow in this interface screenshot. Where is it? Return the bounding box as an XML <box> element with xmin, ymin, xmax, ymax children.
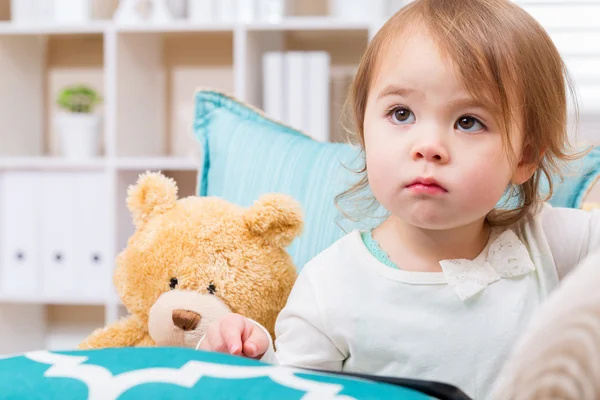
<box><xmin>439</xmin><ymin>229</ymin><xmax>536</xmax><ymax>301</ymax></box>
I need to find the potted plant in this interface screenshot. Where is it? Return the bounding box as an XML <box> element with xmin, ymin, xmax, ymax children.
<box><xmin>56</xmin><ymin>84</ymin><xmax>103</xmax><ymax>159</ymax></box>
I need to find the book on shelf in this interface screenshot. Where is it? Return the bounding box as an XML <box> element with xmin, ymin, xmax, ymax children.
<box><xmin>262</xmin><ymin>51</ymin><xmax>286</xmax><ymax>123</ymax></box>
<box><xmin>284</xmin><ymin>51</ymin><xmax>308</xmax><ymax>136</ymax></box>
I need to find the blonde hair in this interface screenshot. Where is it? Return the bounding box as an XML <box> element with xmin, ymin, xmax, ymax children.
<box><xmin>337</xmin><ymin>0</ymin><xmax>583</xmax><ymax>227</ymax></box>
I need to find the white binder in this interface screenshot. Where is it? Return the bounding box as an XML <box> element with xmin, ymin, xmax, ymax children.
<box><xmin>39</xmin><ymin>172</ymin><xmax>76</xmax><ymax>298</ymax></box>
<box><xmin>0</xmin><ymin>172</ymin><xmax>40</xmax><ymax>297</ymax></box>
<box><xmin>263</xmin><ymin>51</ymin><xmax>285</xmax><ymax>122</ymax></box>
<box><xmin>306</xmin><ymin>51</ymin><xmax>331</xmax><ymax>142</ymax></box>
<box><xmin>72</xmin><ymin>172</ymin><xmax>109</xmax><ymax>301</ymax></box>
<box><xmin>284</xmin><ymin>51</ymin><xmax>308</xmax><ymax>132</ymax></box>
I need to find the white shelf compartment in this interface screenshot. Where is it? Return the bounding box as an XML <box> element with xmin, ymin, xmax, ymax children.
<box><xmin>239</xmin><ymin>27</ymin><xmax>368</xmax><ymax>141</ymax></box>
<box><xmin>0</xmin><ymin>304</ymin><xmax>105</xmax><ymax>354</ymax></box>
<box><xmin>114</xmin><ymin>30</ymin><xmax>233</xmax><ymax>158</ymax></box>
<box><xmin>0</xmin><ymin>30</ymin><xmax>106</xmax><ymax>158</ymax></box>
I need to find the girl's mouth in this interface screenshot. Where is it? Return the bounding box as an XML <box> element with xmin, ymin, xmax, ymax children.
<box><xmin>406</xmin><ymin>178</ymin><xmax>448</xmax><ymax>195</ymax></box>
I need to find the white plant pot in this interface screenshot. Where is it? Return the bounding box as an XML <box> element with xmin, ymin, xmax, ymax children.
<box><xmin>56</xmin><ymin>113</ymin><xmax>101</xmax><ymax>159</ymax></box>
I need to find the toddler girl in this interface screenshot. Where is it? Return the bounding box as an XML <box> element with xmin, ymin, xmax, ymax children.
<box><xmin>199</xmin><ymin>0</ymin><xmax>600</xmax><ymax>398</ymax></box>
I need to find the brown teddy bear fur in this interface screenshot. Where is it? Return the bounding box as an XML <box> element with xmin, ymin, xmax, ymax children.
<box><xmin>79</xmin><ymin>171</ymin><xmax>301</xmax><ymax>349</ymax></box>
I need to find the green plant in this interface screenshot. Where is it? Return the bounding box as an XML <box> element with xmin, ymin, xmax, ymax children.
<box><xmin>57</xmin><ymin>84</ymin><xmax>103</xmax><ymax>113</ymax></box>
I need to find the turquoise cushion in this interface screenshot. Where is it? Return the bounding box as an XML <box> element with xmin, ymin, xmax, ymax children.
<box><xmin>193</xmin><ymin>91</ymin><xmax>380</xmax><ymax>270</ymax></box>
<box><xmin>0</xmin><ymin>347</ymin><xmax>436</xmax><ymax>399</ymax></box>
<box><xmin>540</xmin><ymin>146</ymin><xmax>600</xmax><ymax>208</ymax></box>
<box><xmin>193</xmin><ymin>90</ymin><xmax>600</xmax><ymax>270</ymax></box>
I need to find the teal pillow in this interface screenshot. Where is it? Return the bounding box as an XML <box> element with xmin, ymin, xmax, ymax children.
<box><xmin>193</xmin><ymin>90</ymin><xmax>600</xmax><ymax>270</ymax></box>
<box><xmin>540</xmin><ymin>146</ymin><xmax>600</xmax><ymax>208</ymax></box>
<box><xmin>496</xmin><ymin>145</ymin><xmax>600</xmax><ymax>210</ymax></box>
<box><xmin>193</xmin><ymin>90</ymin><xmax>380</xmax><ymax>270</ymax></box>
<box><xmin>0</xmin><ymin>347</ymin><xmax>437</xmax><ymax>399</ymax></box>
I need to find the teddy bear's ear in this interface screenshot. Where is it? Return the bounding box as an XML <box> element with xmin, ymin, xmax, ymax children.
<box><xmin>244</xmin><ymin>193</ymin><xmax>303</xmax><ymax>248</ymax></box>
<box><xmin>127</xmin><ymin>171</ymin><xmax>178</xmax><ymax>228</ymax></box>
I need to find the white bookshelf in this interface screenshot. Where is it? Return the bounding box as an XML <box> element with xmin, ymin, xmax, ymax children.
<box><xmin>0</xmin><ymin>0</ymin><xmax>598</xmax><ymax>354</ymax></box>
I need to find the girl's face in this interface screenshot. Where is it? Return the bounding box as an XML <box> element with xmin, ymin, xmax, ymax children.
<box><xmin>363</xmin><ymin>29</ymin><xmax>533</xmax><ymax>230</ymax></box>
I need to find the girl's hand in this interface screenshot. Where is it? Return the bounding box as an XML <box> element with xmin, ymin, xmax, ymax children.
<box><xmin>197</xmin><ymin>313</ymin><xmax>270</xmax><ymax>359</ymax></box>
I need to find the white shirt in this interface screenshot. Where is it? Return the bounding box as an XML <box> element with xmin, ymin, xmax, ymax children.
<box><xmin>256</xmin><ymin>204</ymin><xmax>600</xmax><ymax>399</ymax></box>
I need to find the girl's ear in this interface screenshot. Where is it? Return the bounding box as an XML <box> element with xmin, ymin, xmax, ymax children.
<box><xmin>127</xmin><ymin>172</ymin><xmax>178</xmax><ymax>228</ymax></box>
<box><xmin>512</xmin><ymin>147</ymin><xmax>544</xmax><ymax>185</ymax></box>
<box><xmin>512</xmin><ymin>162</ymin><xmax>537</xmax><ymax>185</ymax></box>
<box><xmin>244</xmin><ymin>193</ymin><xmax>304</xmax><ymax>248</ymax></box>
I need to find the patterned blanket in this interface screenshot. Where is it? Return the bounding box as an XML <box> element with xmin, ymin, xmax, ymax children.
<box><xmin>0</xmin><ymin>347</ymin><xmax>468</xmax><ymax>399</ymax></box>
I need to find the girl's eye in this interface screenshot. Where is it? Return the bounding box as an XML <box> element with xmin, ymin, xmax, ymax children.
<box><xmin>456</xmin><ymin>116</ymin><xmax>485</xmax><ymax>133</ymax></box>
<box><xmin>389</xmin><ymin>107</ymin><xmax>415</xmax><ymax>125</ymax></box>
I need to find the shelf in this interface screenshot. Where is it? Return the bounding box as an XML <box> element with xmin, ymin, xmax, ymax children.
<box><xmin>0</xmin><ymin>21</ymin><xmax>108</xmax><ymax>35</ymax></box>
<box><xmin>0</xmin><ymin>30</ymin><xmax>106</xmax><ymax>159</ymax></box>
<box><xmin>115</xmin><ymin>22</ymin><xmax>235</xmax><ymax>33</ymax></box>
<box><xmin>0</xmin><ymin>293</ymin><xmax>106</xmax><ymax>306</ymax></box>
<box><xmin>114</xmin><ymin>30</ymin><xmax>232</xmax><ymax>157</ymax></box>
<box><xmin>245</xmin><ymin>17</ymin><xmax>371</xmax><ymax>31</ymax></box>
<box><xmin>112</xmin><ymin>17</ymin><xmax>371</xmax><ymax>34</ymax></box>
<box><xmin>115</xmin><ymin>156</ymin><xmax>200</xmax><ymax>171</ymax></box>
<box><xmin>0</xmin><ymin>157</ymin><xmax>107</xmax><ymax>170</ymax></box>
<box><xmin>0</xmin><ymin>18</ymin><xmax>372</xmax><ymax>36</ymax></box>
<box><xmin>0</xmin><ymin>17</ymin><xmax>595</xmax><ymax>36</ymax></box>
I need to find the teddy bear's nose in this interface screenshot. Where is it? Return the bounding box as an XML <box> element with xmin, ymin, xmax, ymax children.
<box><xmin>172</xmin><ymin>309</ymin><xmax>202</xmax><ymax>331</ymax></box>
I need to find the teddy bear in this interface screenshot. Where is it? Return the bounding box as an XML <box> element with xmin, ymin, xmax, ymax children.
<box><xmin>78</xmin><ymin>171</ymin><xmax>302</xmax><ymax>349</ymax></box>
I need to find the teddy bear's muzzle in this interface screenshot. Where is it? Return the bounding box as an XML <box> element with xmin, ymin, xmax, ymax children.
<box><xmin>172</xmin><ymin>309</ymin><xmax>202</xmax><ymax>331</ymax></box>
<box><xmin>148</xmin><ymin>289</ymin><xmax>232</xmax><ymax>348</ymax></box>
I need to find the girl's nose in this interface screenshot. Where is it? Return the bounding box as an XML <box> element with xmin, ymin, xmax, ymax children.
<box><xmin>412</xmin><ymin>143</ymin><xmax>449</xmax><ymax>164</ymax></box>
